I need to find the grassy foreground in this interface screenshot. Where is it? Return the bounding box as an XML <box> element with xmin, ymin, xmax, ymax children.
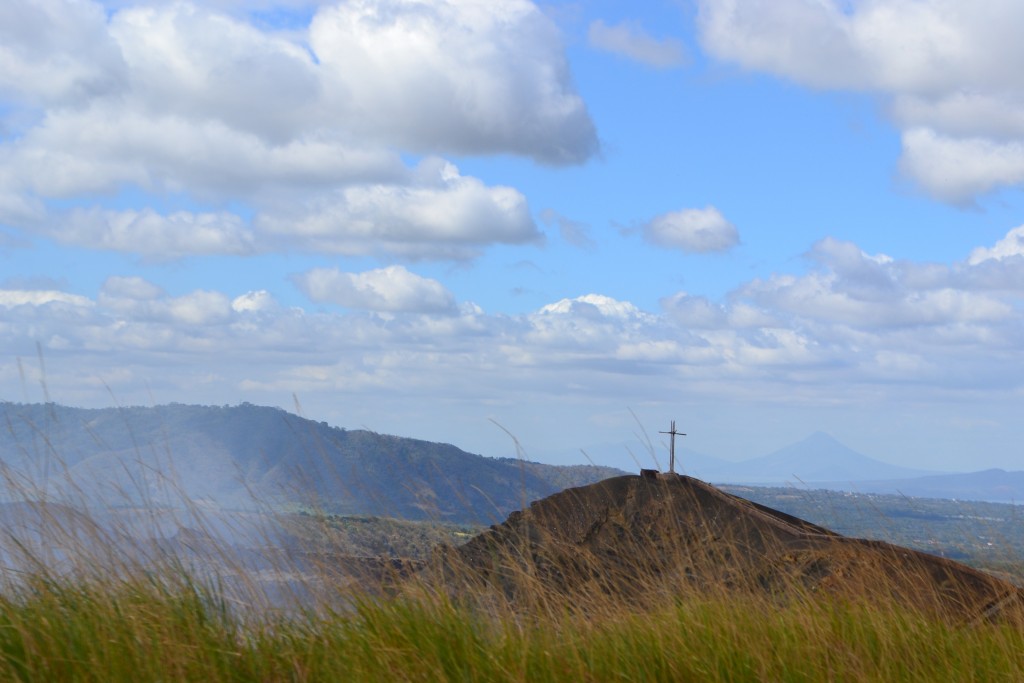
<box><xmin>0</xmin><ymin>407</ymin><xmax>1019</xmax><ymax>681</ymax></box>
<box><xmin>0</xmin><ymin>570</ymin><xmax>1021</xmax><ymax>682</ymax></box>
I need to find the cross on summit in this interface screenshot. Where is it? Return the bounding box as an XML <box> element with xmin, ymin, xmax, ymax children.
<box><xmin>659</xmin><ymin>420</ymin><xmax>685</xmax><ymax>474</ymax></box>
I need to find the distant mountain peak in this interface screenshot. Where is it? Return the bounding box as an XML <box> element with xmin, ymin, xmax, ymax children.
<box><xmin>688</xmin><ymin>431</ymin><xmax>935</xmax><ymax>485</ymax></box>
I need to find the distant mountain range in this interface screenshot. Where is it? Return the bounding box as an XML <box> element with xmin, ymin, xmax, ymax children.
<box><xmin>681</xmin><ymin>431</ymin><xmax>935</xmax><ymax>484</ymax></box>
<box><xmin>830</xmin><ymin>469</ymin><xmax>1024</xmax><ymax>504</ymax></box>
<box><xmin>0</xmin><ymin>402</ymin><xmax>622</xmax><ymax>524</ymax></box>
<box><xmin>555</xmin><ymin>430</ymin><xmax>1023</xmax><ymax>504</ymax></box>
<box><xmin>679</xmin><ymin>432</ymin><xmax>1023</xmax><ymax>504</ymax></box>
<box><xmin>1</xmin><ymin>402</ymin><xmax>1019</xmax><ymax>513</ymax></box>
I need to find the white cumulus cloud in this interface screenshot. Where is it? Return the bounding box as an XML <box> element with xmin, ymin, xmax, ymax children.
<box><xmin>738</xmin><ymin>236</ymin><xmax>1015</xmax><ymax>328</ymax></box>
<box><xmin>0</xmin><ymin>289</ymin><xmax>93</xmax><ymax>308</ymax></box>
<box><xmin>642</xmin><ymin>205</ymin><xmax>739</xmax><ymax>253</ymax></box>
<box><xmin>257</xmin><ymin>159</ymin><xmax>541</xmax><ymax>260</ymax></box>
<box><xmin>310</xmin><ymin>0</ymin><xmax>598</xmax><ymax>164</ymax></box>
<box><xmin>56</xmin><ymin>208</ymin><xmax>256</xmax><ymax>259</ymax></box>
<box><xmin>697</xmin><ymin>0</ymin><xmax>1024</xmax><ymax>202</ymax></box>
<box><xmin>232</xmin><ymin>290</ymin><xmax>278</xmax><ymax>314</ymax></box>
<box><xmin>0</xmin><ymin>0</ymin><xmax>595</xmax><ymax>260</ymax></box>
<box><xmin>109</xmin><ymin>2</ymin><xmax>321</xmax><ymax>143</ymax></box>
<box><xmin>539</xmin><ymin>293</ymin><xmax>644</xmax><ymax>319</ymax></box>
<box><xmin>293</xmin><ymin>266</ymin><xmax>457</xmax><ymax>314</ymax></box>
<box><xmin>900</xmin><ymin>128</ymin><xmax>1024</xmax><ymax>203</ymax></box>
<box><xmin>0</xmin><ymin>0</ymin><xmax>126</xmax><ymax>106</ymax></box>
<box><xmin>99</xmin><ymin>276</ymin><xmax>232</xmax><ymax>325</ymax></box>
<box><xmin>968</xmin><ymin>225</ymin><xmax>1024</xmax><ymax>264</ymax></box>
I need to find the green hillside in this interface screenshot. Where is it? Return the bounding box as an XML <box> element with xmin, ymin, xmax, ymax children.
<box><xmin>0</xmin><ymin>402</ymin><xmax>624</xmax><ymax>523</ymax></box>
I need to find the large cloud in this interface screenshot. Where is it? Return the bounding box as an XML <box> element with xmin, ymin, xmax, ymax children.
<box><xmin>697</xmin><ymin>0</ymin><xmax>1024</xmax><ymax>202</ymax></box>
<box><xmin>0</xmin><ymin>0</ymin><xmax>126</xmax><ymax>106</ymax></box>
<box><xmin>109</xmin><ymin>3</ymin><xmax>321</xmax><ymax>143</ymax></box>
<box><xmin>310</xmin><ymin>0</ymin><xmax>598</xmax><ymax>164</ymax></box>
<box><xmin>13</xmin><ymin>105</ymin><xmax>405</xmax><ymax>199</ymax></box>
<box><xmin>0</xmin><ymin>0</ymin><xmax>595</xmax><ymax>259</ymax></box>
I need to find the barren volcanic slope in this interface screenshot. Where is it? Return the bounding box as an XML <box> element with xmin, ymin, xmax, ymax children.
<box><xmin>441</xmin><ymin>474</ymin><xmax>1024</xmax><ymax>622</ymax></box>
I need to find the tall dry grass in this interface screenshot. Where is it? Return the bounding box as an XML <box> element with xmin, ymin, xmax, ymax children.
<box><xmin>0</xmin><ymin>567</ymin><xmax>1022</xmax><ymax>682</ymax></box>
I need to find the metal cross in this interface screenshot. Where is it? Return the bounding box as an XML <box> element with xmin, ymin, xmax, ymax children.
<box><xmin>659</xmin><ymin>420</ymin><xmax>686</xmax><ymax>474</ymax></box>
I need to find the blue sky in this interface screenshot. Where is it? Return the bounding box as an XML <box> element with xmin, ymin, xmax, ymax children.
<box><xmin>3</xmin><ymin>0</ymin><xmax>1024</xmax><ymax>473</ymax></box>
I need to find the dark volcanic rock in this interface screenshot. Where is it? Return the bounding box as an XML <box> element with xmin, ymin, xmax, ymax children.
<box><xmin>434</xmin><ymin>474</ymin><xmax>1023</xmax><ymax>622</ymax></box>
